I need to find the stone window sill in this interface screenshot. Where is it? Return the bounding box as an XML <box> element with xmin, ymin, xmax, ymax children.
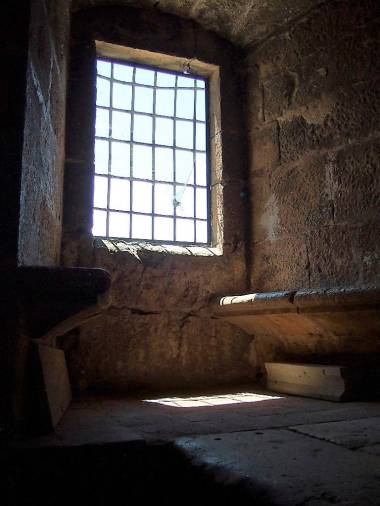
<box><xmin>94</xmin><ymin>238</ymin><xmax>222</xmax><ymax>257</ymax></box>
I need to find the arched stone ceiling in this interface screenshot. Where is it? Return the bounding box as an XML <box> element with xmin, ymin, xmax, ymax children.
<box><xmin>70</xmin><ymin>0</ymin><xmax>326</xmax><ymax>48</ymax></box>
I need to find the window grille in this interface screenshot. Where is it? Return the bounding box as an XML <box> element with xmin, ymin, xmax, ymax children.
<box><xmin>92</xmin><ymin>57</ymin><xmax>210</xmax><ymax>245</ymax></box>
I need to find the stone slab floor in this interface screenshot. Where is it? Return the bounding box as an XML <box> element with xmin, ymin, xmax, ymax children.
<box><xmin>4</xmin><ymin>386</ymin><xmax>380</xmax><ymax>505</ymax></box>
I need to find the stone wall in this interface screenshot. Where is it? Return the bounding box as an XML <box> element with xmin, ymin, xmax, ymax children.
<box><xmin>0</xmin><ymin>4</ymin><xmax>30</xmax><ymax>269</ymax></box>
<box><xmin>247</xmin><ymin>0</ymin><xmax>380</xmax><ymax>291</ymax></box>
<box><xmin>69</xmin><ymin>245</ymin><xmax>256</xmax><ymax>392</ymax></box>
<box><xmin>0</xmin><ymin>1</ymin><xmax>70</xmax><ymax>432</ymax></box>
<box><xmin>61</xmin><ymin>0</ymin><xmax>380</xmax><ymax>391</ymax></box>
<box><xmin>63</xmin><ymin>7</ymin><xmax>256</xmax><ymax>393</ymax></box>
<box><xmin>18</xmin><ymin>0</ymin><xmax>70</xmax><ymax>266</ymax></box>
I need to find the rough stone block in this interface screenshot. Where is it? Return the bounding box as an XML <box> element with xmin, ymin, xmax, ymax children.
<box><xmin>253</xmin><ymin>34</ymin><xmax>300</xmax><ymax>81</ymax></box>
<box><xmin>44</xmin><ymin>0</ymin><xmax>70</xmax><ymax>67</ymax></box>
<box><xmin>190</xmin><ymin>0</ymin><xmax>249</xmax><ymax>43</ymax></box>
<box><xmin>73</xmin><ymin>313</ymin><xmax>256</xmax><ymax>393</ymax></box>
<box><xmin>19</xmin><ymin>73</ymin><xmax>62</xmax><ymax>267</ymax></box>
<box><xmin>220</xmin><ymin>129</ymin><xmax>247</xmax><ymax>181</ymax></box>
<box><xmin>278</xmin><ymin>80</ymin><xmax>380</xmax><ymax>164</ymax></box>
<box><xmin>245</xmin><ymin>66</ymin><xmax>265</xmax><ymax>126</ymax></box>
<box><xmin>262</xmin><ymin>71</ymin><xmax>300</xmax><ymax>120</ymax></box>
<box><xmin>221</xmin><ymin>180</ymin><xmax>249</xmax><ymax>245</ymax></box>
<box><xmin>249</xmin><ymin>176</ymin><xmax>272</xmax><ymax>244</ymax></box>
<box><xmin>28</xmin><ymin>0</ymin><xmax>54</xmax><ymax>105</ymax></box>
<box><xmin>305</xmin><ymin>225</ymin><xmax>361</xmax><ymax>288</ymax></box>
<box><xmin>249</xmin><ymin>122</ymin><xmax>279</xmax><ymax>173</ymax></box>
<box><xmin>38</xmin><ymin>344</ymin><xmax>71</xmax><ymax>428</ymax></box>
<box><xmin>270</xmin><ymin>154</ymin><xmax>332</xmax><ymax>236</ymax></box>
<box><xmin>265</xmin><ymin>362</ymin><xmax>378</xmax><ymax>402</ymax></box>
<box><xmin>331</xmin><ymin>140</ymin><xmax>380</xmax><ymax>225</ymax></box>
<box><xmin>356</xmin><ymin>222</ymin><xmax>380</xmax><ymax>285</ymax></box>
<box><xmin>28</xmin><ymin>343</ymin><xmax>71</xmax><ymax>432</ymax></box>
<box><xmin>250</xmin><ymin>236</ymin><xmax>309</xmax><ymax>292</ymax></box>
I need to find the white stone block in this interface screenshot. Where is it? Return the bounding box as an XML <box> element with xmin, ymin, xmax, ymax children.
<box><xmin>265</xmin><ymin>362</ymin><xmax>348</xmax><ymax>401</ymax></box>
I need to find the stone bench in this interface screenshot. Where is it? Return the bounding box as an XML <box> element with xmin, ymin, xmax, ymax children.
<box><xmin>215</xmin><ymin>286</ymin><xmax>380</xmax><ymax>357</ymax></box>
<box><xmin>214</xmin><ymin>287</ymin><xmax>380</xmax><ymax>399</ymax></box>
<box><xmin>3</xmin><ymin>266</ymin><xmax>111</xmax><ymax>434</ymax></box>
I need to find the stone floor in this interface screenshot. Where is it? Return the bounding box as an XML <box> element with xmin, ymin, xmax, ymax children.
<box><xmin>6</xmin><ymin>386</ymin><xmax>380</xmax><ymax>505</ymax></box>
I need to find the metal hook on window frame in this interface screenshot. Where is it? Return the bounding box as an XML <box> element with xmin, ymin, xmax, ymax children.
<box><xmin>183</xmin><ymin>60</ymin><xmax>192</xmax><ymax>75</ymax></box>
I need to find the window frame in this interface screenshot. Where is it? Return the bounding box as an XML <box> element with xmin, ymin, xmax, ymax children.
<box><xmin>94</xmin><ymin>41</ymin><xmax>222</xmax><ymax>250</ymax></box>
<box><xmin>63</xmin><ymin>7</ymin><xmax>247</xmax><ymax>263</ymax></box>
<box><xmin>92</xmin><ymin>50</ymin><xmax>212</xmax><ymax>246</ymax></box>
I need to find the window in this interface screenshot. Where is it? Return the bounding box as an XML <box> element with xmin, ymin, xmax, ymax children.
<box><xmin>92</xmin><ymin>55</ymin><xmax>210</xmax><ymax>245</ymax></box>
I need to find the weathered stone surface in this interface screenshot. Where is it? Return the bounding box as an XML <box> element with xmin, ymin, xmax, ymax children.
<box><xmin>36</xmin><ymin>344</ymin><xmax>72</xmax><ymax>429</ymax></box>
<box><xmin>331</xmin><ymin>140</ymin><xmax>380</xmax><ymax>225</ymax></box>
<box><xmin>249</xmin><ymin>122</ymin><xmax>279</xmax><ymax>174</ymax></box>
<box><xmin>18</xmin><ymin>0</ymin><xmax>69</xmax><ymax>266</ymax></box>
<box><xmin>60</xmin><ymin>6</ymin><xmax>254</xmax><ymax>393</ymax></box>
<box><xmin>215</xmin><ymin>287</ymin><xmax>380</xmax><ymax>366</ymax></box>
<box><xmin>68</xmin><ymin>312</ymin><xmax>257</xmax><ymax>393</ymax></box>
<box><xmin>289</xmin><ymin>0</ymin><xmax>380</xmax><ymax>58</ymax></box>
<box><xmin>250</xmin><ymin>236</ymin><xmax>309</xmax><ymax>291</ymax></box>
<box><xmin>277</xmin><ymin>82</ymin><xmax>380</xmax><ymax>165</ymax></box>
<box><xmin>13</xmin><ymin>266</ymin><xmax>111</xmax><ymax>298</ymax></box>
<box><xmin>189</xmin><ymin>0</ymin><xmax>253</xmax><ymax>45</ymax></box>
<box><xmin>249</xmin><ymin>135</ymin><xmax>380</xmax><ymax>289</ymax></box>
<box><xmin>270</xmin><ymin>154</ymin><xmax>332</xmax><ymax>236</ymax></box>
<box><xmin>291</xmin><ymin>417</ymin><xmax>380</xmax><ymax>450</ymax></box>
<box><xmin>238</xmin><ymin>0</ymin><xmax>326</xmax><ymax>48</ymax></box>
<box><xmin>11</xmin><ymin>0</ymin><xmax>379</xmax><ymax>397</ymax></box>
<box><xmin>304</xmin><ymin>224</ymin><xmax>375</xmax><ymax>288</ymax></box>
<box><xmin>15</xmin><ymin>266</ymin><xmax>110</xmax><ymax>342</ymax></box>
<box><xmin>62</xmin><ymin>236</ymin><xmax>255</xmax><ymax>392</ymax></box>
<box><xmin>251</xmin><ymin>34</ymin><xmax>300</xmax><ymax>82</ymax></box>
<box><xmin>0</xmin><ymin>4</ymin><xmax>31</xmax><ymax>269</ymax></box>
<box><xmin>175</xmin><ymin>428</ymin><xmax>380</xmax><ymax>506</ymax></box>
<box><xmin>247</xmin><ymin>0</ymin><xmax>380</xmax><ymax>293</ymax></box>
<box><xmin>255</xmin><ymin>21</ymin><xmax>380</xmax><ymax>108</ymax></box>
<box><xmin>265</xmin><ymin>362</ymin><xmax>373</xmax><ymax>402</ymax></box>
<box><xmin>360</xmin><ymin>444</ymin><xmax>380</xmax><ymax>457</ymax></box>
<box><xmin>91</xmin><ymin>245</ymin><xmax>245</xmax><ymax>313</ymax></box>
<box><xmin>222</xmin><ymin>310</ymin><xmax>380</xmax><ymax>352</ymax></box>
<box><xmin>25</xmin><ymin>342</ymin><xmax>71</xmax><ymax>433</ymax></box>
<box><xmin>70</xmin><ymin>0</ymin><xmax>324</xmax><ymax>48</ymax></box>
<box><xmin>249</xmin><ymin>177</ymin><xmax>273</xmax><ymax>245</ymax></box>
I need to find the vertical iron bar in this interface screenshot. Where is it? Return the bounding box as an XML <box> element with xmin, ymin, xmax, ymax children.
<box><xmin>129</xmin><ymin>66</ymin><xmax>136</xmax><ymax>238</ymax></box>
<box><xmin>193</xmin><ymin>82</ymin><xmax>197</xmax><ymax>243</ymax></box>
<box><xmin>106</xmin><ymin>62</ymin><xmax>113</xmax><ymax>237</ymax></box>
<box><xmin>152</xmin><ymin>70</ymin><xmax>157</xmax><ymax>240</ymax></box>
<box><xmin>173</xmin><ymin>75</ymin><xmax>178</xmax><ymax>242</ymax></box>
<box><xmin>205</xmin><ymin>78</ymin><xmax>211</xmax><ymax>245</ymax></box>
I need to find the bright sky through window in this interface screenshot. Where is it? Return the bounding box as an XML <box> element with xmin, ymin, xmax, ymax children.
<box><xmin>92</xmin><ymin>58</ymin><xmax>210</xmax><ymax>244</ymax></box>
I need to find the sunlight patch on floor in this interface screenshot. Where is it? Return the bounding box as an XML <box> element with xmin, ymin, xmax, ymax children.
<box><xmin>144</xmin><ymin>392</ymin><xmax>283</xmax><ymax>408</ymax></box>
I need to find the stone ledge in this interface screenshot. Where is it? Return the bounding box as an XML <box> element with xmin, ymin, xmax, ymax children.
<box><xmin>214</xmin><ymin>286</ymin><xmax>380</xmax><ymax>359</ymax></box>
<box><xmin>4</xmin><ymin>266</ymin><xmax>112</xmax><ymax>342</ymax></box>
<box><xmin>95</xmin><ymin>238</ymin><xmax>223</xmax><ymax>257</ymax></box>
<box><xmin>219</xmin><ymin>290</ymin><xmax>296</xmax><ymax>314</ymax></box>
<box><xmin>217</xmin><ymin>286</ymin><xmax>380</xmax><ymax>316</ymax></box>
<box><xmin>12</xmin><ymin>266</ymin><xmax>111</xmax><ymax>298</ymax></box>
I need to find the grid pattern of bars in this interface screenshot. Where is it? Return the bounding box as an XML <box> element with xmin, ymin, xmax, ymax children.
<box><xmin>92</xmin><ymin>57</ymin><xmax>210</xmax><ymax>244</ymax></box>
